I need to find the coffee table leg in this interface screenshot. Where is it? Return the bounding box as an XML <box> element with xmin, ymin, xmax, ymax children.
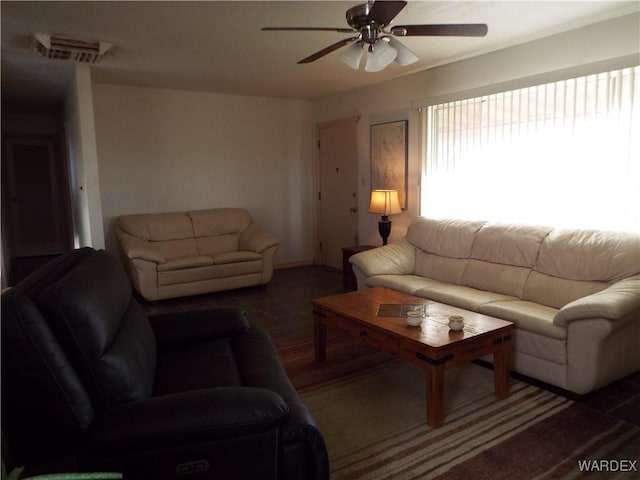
<box><xmin>426</xmin><ymin>365</ymin><xmax>445</xmax><ymax>428</ymax></box>
<box><xmin>314</xmin><ymin>315</ymin><xmax>327</xmax><ymax>362</ymax></box>
<box><xmin>493</xmin><ymin>335</ymin><xmax>512</xmax><ymax>399</ymax></box>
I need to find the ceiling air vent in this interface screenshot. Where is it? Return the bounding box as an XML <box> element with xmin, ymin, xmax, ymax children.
<box><xmin>33</xmin><ymin>33</ymin><xmax>113</xmax><ymax>64</ymax></box>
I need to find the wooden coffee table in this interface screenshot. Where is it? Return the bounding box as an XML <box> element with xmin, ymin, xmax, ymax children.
<box><xmin>312</xmin><ymin>287</ymin><xmax>513</xmax><ymax>428</ymax></box>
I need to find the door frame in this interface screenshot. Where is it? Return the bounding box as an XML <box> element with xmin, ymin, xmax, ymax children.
<box><xmin>314</xmin><ymin>115</ymin><xmax>360</xmax><ymax>266</ymax></box>
<box><xmin>1</xmin><ymin>130</ymin><xmax>74</xmax><ymax>283</ymax></box>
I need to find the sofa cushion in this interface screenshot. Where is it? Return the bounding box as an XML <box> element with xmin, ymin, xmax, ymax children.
<box><xmin>535</xmin><ymin>228</ymin><xmax>640</xmax><ymax>282</ymax></box>
<box><xmin>149</xmin><ymin>307</ymin><xmax>251</xmax><ymax>346</ymax></box>
<box><xmin>189</xmin><ymin>208</ymin><xmax>252</xmax><ymax>237</ymax></box>
<box><xmin>117</xmin><ymin>213</ymin><xmax>199</xmax><ymax>261</ymax></box>
<box><xmin>462</xmin><ymin>260</ymin><xmax>531</xmax><ymax>298</ymax></box>
<box><xmin>153</xmin><ymin>338</ymin><xmax>243</xmax><ymax>396</ymax></box>
<box><xmin>159</xmin><ymin>261</ymin><xmax>264</xmax><ymax>286</ymax></box>
<box><xmin>523</xmin><ymin>270</ymin><xmax>608</xmax><ymax>309</ymax></box>
<box><xmin>415</xmin><ymin>284</ymin><xmax>517</xmax><ymax>312</ymax></box>
<box><xmin>101</xmin><ymin>302</ymin><xmax>157</xmax><ymax>404</ymax></box>
<box><xmin>36</xmin><ymin>251</ymin><xmax>156</xmax><ymax>410</ymax></box>
<box><xmin>460</xmin><ymin>223</ymin><xmax>551</xmax><ymax>298</ymax></box>
<box><xmin>406</xmin><ymin>217</ymin><xmax>484</xmax><ymax>258</ymax></box>
<box><xmin>470</xmin><ymin>223</ymin><xmax>551</xmax><ymax>267</ymax></box>
<box><xmin>153</xmin><ymin>238</ymin><xmax>199</xmax><ymax>261</ymax></box>
<box><xmin>210</xmin><ymin>262</ymin><xmax>264</xmax><ymax>279</ymax></box>
<box><xmin>479</xmin><ymin>300</ymin><xmax>565</xmax><ymax>339</ymax></box>
<box><xmin>215</xmin><ymin>251</ymin><xmax>263</xmax><ymax>265</ymax></box>
<box><xmin>157</xmin><ymin>255</ymin><xmax>214</xmax><ymax>272</ymax></box>
<box><xmin>118</xmin><ymin>212</ymin><xmax>194</xmax><ymax>241</ymax></box>
<box><xmin>414</xmin><ymin>251</ymin><xmax>468</xmax><ymax>285</ymax></box>
<box><xmin>364</xmin><ymin>274</ymin><xmax>441</xmax><ymax>295</ymax></box>
<box><xmin>196</xmin><ymin>234</ymin><xmax>241</xmax><ymax>257</ymax></box>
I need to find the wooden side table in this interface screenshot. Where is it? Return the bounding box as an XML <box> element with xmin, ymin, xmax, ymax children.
<box><xmin>341</xmin><ymin>245</ymin><xmax>376</xmax><ymax>291</ymax></box>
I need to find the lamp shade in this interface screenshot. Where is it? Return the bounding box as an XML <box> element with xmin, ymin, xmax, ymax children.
<box><xmin>369</xmin><ymin>190</ymin><xmax>402</xmax><ymax>215</ymax></box>
<box><xmin>341</xmin><ymin>42</ymin><xmax>364</xmax><ymax>69</ymax></box>
<box><xmin>387</xmin><ymin>36</ymin><xmax>419</xmax><ymax>66</ymax></box>
<box><xmin>365</xmin><ymin>40</ymin><xmax>397</xmax><ymax>72</ymax></box>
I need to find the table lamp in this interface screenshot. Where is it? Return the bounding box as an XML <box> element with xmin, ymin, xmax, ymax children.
<box><xmin>369</xmin><ymin>189</ymin><xmax>402</xmax><ymax>245</ymax></box>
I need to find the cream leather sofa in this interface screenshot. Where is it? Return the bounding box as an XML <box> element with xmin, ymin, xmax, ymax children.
<box><xmin>350</xmin><ymin>217</ymin><xmax>640</xmax><ymax>394</ymax></box>
<box><xmin>115</xmin><ymin>208</ymin><xmax>280</xmax><ymax>301</ymax></box>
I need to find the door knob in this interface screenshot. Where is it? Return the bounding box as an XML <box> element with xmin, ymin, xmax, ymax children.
<box><xmin>349</xmin><ymin>207</ymin><xmax>358</xmax><ymax>213</ymax></box>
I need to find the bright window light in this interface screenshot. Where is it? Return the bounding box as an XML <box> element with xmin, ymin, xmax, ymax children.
<box><xmin>421</xmin><ymin>66</ymin><xmax>640</xmax><ymax>233</ymax></box>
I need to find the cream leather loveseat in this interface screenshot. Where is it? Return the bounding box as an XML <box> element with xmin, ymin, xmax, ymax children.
<box><xmin>350</xmin><ymin>217</ymin><xmax>640</xmax><ymax>394</ymax></box>
<box><xmin>115</xmin><ymin>208</ymin><xmax>280</xmax><ymax>301</ymax></box>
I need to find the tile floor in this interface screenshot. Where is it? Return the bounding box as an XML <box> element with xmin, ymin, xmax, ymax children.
<box><xmin>138</xmin><ymin>265</ymin><xmax>345</xmax><ymax>337</ymax></box>
<box><xmin>138</xmin><ymin>265</ymin><xmax>640</xmax><ymax>427</ymax></box>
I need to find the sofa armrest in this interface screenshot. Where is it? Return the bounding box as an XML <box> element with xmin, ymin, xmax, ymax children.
<box><xmin>555</xmin><ymin>275</ymin><xmax>640</xmax><ymax>326</ymax></box>
<box><xmin>349</xmin><ymin>239</ymin><xmax>415</xmax><ymax>277</ymax></box>
<box><xmin>87</xmin><ymin>386</ymin><xmax>289</xmax><ymax>453</ymax></box>
<box><xmin>148</xmin><ymin>307</ymin><xmax>251</xmax><ymax>345</ymax></box>
<box><xmin>115</xmin><ymin>228</ymin><xmax>165</xmax><ymax>264</ymax></box>
<box><xmin>239</xmin><ymin>224</ymin><xmax>280</xmax><ymax>253</ymax></box>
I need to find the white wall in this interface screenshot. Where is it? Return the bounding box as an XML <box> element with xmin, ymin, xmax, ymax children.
<box><xmin>312</xmin><ymin>12</ymin><xmax>640</xmax><ymax>246</ymax></box>
<box><xmin>92</xmin><ymin>84</ymin><xmax>314</xmax><ymax>266</ymax></box>
<box><xmin>64</xmin><ymin>65</ymin><xmax>105</xmax><ymax>249</ymax></box>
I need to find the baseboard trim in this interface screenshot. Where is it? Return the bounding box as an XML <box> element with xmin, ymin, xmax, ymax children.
<box><xmin>274</xmin><ymin>260</ymin><xmax>316</xmax><ymax>269</ymax></box>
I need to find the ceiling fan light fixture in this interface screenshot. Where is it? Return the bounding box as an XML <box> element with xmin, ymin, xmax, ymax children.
<box><xmin>364</xmin><ymin>40</ymin><xmax>397</xmax><ymax>72</ymax></box>
<box><xmin>340</xmin><ymin>42</ymin><xmax>364</xmax><ymax>69</ymax></box>
<box><xmin>263</xmin><ymin>0</ymin><xmax>487</xmax><ymax>69</ymax></box>
<box><xmin>387</xmin><ymin>36</ymin><xmax>419</xmax><ymax>66</ymax></box>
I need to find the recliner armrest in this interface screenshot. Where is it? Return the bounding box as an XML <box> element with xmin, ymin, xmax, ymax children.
<box><xmin>148</xmin><ymin>307</ymin><xmax>250</xmax><ymax>345</ymax></box>
<box><xmin>87</xmin><ymin>387</ymin><xmax>289</xmax><ymax>453</ymax></box>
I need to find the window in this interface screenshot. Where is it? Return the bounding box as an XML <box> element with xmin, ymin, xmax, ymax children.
<box><xmin>421</xmin><ymin>66</ymin><xmax>640</xmax><ymax>233</ymax></box>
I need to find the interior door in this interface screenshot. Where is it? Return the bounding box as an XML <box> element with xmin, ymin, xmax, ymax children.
<box><xmin>317</xmin><ymin>118</ymin><xmax>359</xmax><ymax>269</ymax></box>
<box><xmin>2</xmin><ymin>135</ymin><xmax>72</xmax><ymax>259</ymax></box>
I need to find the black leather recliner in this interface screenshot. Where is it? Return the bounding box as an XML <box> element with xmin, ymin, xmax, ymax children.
<box><xmin>1</xmin><ymin>247</ymin><xmax>329</xmax><ymax>479</ymax></box>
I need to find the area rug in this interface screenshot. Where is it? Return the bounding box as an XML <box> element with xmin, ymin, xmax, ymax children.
<box><xmin>274</xmin><ymin>330</ymin><xmax>640</xmax><ymax>480</ymax></box>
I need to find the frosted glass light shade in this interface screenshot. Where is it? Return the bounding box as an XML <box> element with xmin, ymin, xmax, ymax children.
<box><xmin>341</xmin><ymin>42</ymin><xmax>364</xmax><ymax>69</ymax></box>
<box><xmin>365</xmin><ymin>40</ymin><xmax>397</xmax><ymax>72</ymax></box>
<box><xmin>387</xmin><ymin>37</ymin><xmax>419</xmax><ymax>66</ymax></box>
<box><xmin>369</xmin><ymin>190</ymin><xmax>402</xmax><ymax>215</ymax></box>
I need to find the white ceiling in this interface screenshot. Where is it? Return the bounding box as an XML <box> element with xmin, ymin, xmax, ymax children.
<box><xmin>2</xmin><ymin>1</ymin><xmax>638</xmax><ymax>109</ymax></box>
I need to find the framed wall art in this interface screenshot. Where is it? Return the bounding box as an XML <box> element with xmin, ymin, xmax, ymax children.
<box><xmin>370</xmin><ymin>120</ymin><xmax>408</xmax><ymax>209</ymax></box>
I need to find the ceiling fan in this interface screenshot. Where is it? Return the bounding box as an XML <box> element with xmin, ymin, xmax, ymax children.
<box><xmin>262</xmin><ymin>0</ymin><xmax>488</xmax><ymax>72</ymax></box>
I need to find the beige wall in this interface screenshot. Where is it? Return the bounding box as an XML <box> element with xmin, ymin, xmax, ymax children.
<box><xmin>92</xmin><ymin>84</ymin><xmax>314</xmax><ymax>266</ymax></box>
<box><xmin>311</xmin><ymin>12</ymin><xmax>640</xmax><ymax>246</ymax></box>
<box><xmin>90</xmin><ymin>12</ymin><xmax>638</xmax><ymax>265</ymax></box>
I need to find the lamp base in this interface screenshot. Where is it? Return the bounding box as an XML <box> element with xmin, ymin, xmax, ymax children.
<box><xmin>378</xmin><ymin>215</ymin><xmax>392</xmax><ymax>246</ymax></box>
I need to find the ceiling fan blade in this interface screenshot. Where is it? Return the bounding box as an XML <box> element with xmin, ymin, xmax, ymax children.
<box><xmin>367</xmin><ymin>0</ymin><xmax>407</xmax><ymax>27</ymax></box>
<box><xmin>262</xmin><ymin>27</ymin><xmax>355</xmax><ymax>33</ymax></box>
<box><xmin>391</xmin><ymin>24</ymin><xmax>488</xmax><ymax>37</ymax></box>
<box><xmin>298</xmin><ymin>37</ymin><xmax>359</xmax><ymax>64</ymax></box>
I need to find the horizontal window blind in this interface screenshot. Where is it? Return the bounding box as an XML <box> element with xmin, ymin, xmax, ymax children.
<box><xmin>422</xmin><ymin>65</ymin><xmax>640</xmax><ymax>233</ymax></box>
